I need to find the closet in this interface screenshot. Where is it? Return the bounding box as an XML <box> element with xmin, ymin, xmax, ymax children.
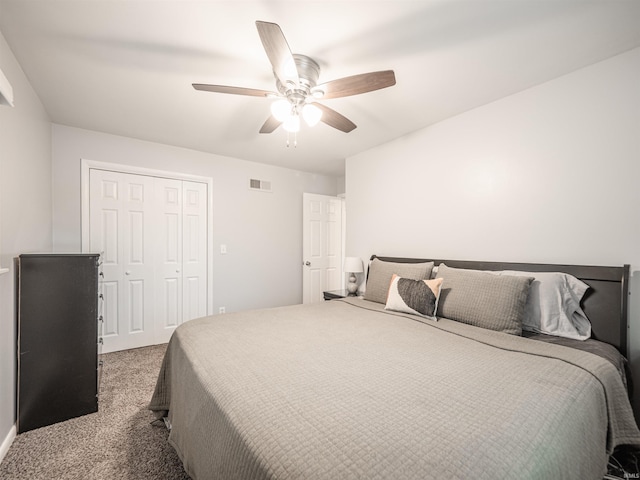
<box><xmin>88</xmin><ymin>168</ymin><xmax>208</xmax><ymax>353</ymax></box>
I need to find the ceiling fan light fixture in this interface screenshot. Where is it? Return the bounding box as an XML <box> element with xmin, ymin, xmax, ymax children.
<box><xmin>270</xmin><ymin>99</ymin><xmax>291</xmax><ymax>121</ymax></box>
<box><xmin>302</xmin><ymin>103</ymin><xmax>322</xmax><ymax>127</ymax></box>
<box><xmin>194</xmin><ymin>21</ymin><xmax>396</xmax><ymax>140</ymax></box>
<box><xmin>283</xmin><ymin>113</ymin><xmax>300</xmax><ymax>133</ymax></box>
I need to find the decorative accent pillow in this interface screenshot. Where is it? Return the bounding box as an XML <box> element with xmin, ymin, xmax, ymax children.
<box><xmin>436</xmin><ymin>264</ymin><xmax>533</xmax><ymax>335</ymax></box>
<box><xmin>497</xmin><ymin>270</ymin><xmax>591</xmax><ymax>340</ymax></box>
<box><xmin>364</xmin><ymin>258</ymin><xmax>434</xmax><ymax>304</ymax></box>
<box><xmin>385</xmin><ymin>275</ymin><xmax>443</xmax><ymax>320</ymax></box>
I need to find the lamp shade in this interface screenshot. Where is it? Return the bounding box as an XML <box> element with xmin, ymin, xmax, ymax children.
<box><xmin>344</xmin><ymin>257</ymin><xmax>363</xmax><ymax>273</ymax></box>
<box><xmin>302</xmin><ymin>103</ymin><xmax>322</xmax><ymax>127</ymax></box>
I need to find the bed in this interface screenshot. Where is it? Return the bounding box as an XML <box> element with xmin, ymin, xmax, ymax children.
<box><xmin>149</xmin><ymin>256</ymin><xmax>640</xmax><ymax>479</ymax></box>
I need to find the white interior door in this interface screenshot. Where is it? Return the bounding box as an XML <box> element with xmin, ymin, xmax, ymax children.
<box><xmin>154</xmin><ymin>177</ymin><xmax>183</xmax><ymax>344</ymax></box>
<box><xmin>302</xmin><ymin>193</ymin><xmax>343</xmax><ymax>304</ymax></box>
<box><xmin>154</xmin><ymin>179</ymin><xmax>208</xmax><ymax>344</ymax></box>
<box><xmin>89</xmin><ymin>169</ymin><xmax>209</xmax><ymax>352</ymax></box>
<box><xmin>89</xmin><ymin>169</ymin><xmax>156</xmax><ymax>352</ymax></box>
<box><xmin>181</xmin><ymin>181</ymin><xmax>208</xmax><ymax>322</ymax></box>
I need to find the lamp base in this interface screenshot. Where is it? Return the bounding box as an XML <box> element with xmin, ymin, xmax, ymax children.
<box><xmin>347</xmin><ymin>273</ymin><xmax>358</xmax><ymax>295</ymax></box>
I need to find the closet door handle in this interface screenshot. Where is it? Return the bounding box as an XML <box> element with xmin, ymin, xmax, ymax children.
<box><xmin>125</xmin><ymin>271</ymin><xmax>131</xmax><ymax>276</ymax></box>
<box><xmin>176</xmin><ymin>269</ymin><xmax>180</xmax><ymax>273</ymax></box>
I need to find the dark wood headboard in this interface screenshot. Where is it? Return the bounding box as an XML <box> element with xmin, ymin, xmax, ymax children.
<box><xmin>370</xmin><ymin>255</ymin><xmax>630</xmax><ymax>357</ymax></box>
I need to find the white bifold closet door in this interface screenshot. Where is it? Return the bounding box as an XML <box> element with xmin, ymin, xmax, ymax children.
<box><xmin>154</xmin><ymin>178</ymin><xmax>207</xmax><ymax>344</ymax></box>
<box><xmin>89</xmin><ymin>169</ymin><xmax>207</xmax><ymax>353</ymax></box>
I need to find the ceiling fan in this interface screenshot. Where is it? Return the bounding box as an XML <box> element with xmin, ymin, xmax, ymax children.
<box><xmin>193</xmin><ymin>21</ymin><xmax>396</xmax><ymax>138</ymax></box>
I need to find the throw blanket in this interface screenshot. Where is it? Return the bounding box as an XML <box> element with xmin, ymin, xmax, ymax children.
<box><xmin>150</xmin><ymin>298</ymin><xmax>640</xmax><ymax>480</ymax></box>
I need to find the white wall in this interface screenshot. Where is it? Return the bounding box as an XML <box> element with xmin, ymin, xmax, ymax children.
<box><xmin>337</xmin><ymin>176</ymin><xmax>346</xmax><ymax>196</ymax></box>
<box><xmin>52</xmin><ymin>125</ymin><xmax>338</xmax><ymax>312</ymax></box>
<box><xmin>0</xmin><ymin>31</ymin><xmax>52</xmax><ymax>455</ymax></box>
<box><xmin>346</xmin><ymin>48</ymin><xmax>640</xmax><ymax>410</ymax></box>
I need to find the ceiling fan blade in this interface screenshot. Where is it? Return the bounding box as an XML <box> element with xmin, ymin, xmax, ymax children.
<box><xmin>259</xmin><ymin>115</ymin><xmax>282</xmax><ymax>134</ymax></box>
<box><xmin>313</xmin><ymin>103</ymin><xmax>357</xmax><ymax>133</ymax></box>
<box><xmin>193</xmin><ymin>84</ymin><xmax>275</xmax><ymax>97</ymax></box>
<box><xmin>255</xmin><ymin>21</ymin><xmax>299</xmax><ymax>87</ymax></box>
<box><xmin>316</xmin><ymin>70</ymin><xmax>396</xmax><ymax>99</ymax></box>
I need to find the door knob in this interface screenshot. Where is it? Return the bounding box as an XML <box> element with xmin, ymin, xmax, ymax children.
<box><xmin>304</xmin><ymin>261</ymin><xmax>311</xmax><ymax>266</ymax></box>
<box><xmin>176</xmin><ymin>269</ymin><xmax>180</xmax><ymax>273</ymax></box>
<box><xmin>125</xmin><ymin>270</ymin><xmax>131</xmax><ymax>275</ymax></box>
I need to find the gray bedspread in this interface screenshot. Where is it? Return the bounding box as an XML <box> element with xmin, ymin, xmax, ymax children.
<box><xmin>149</xmin><ymin>298</ymin><xmax>640</xmax><ymax>480</ymax></box>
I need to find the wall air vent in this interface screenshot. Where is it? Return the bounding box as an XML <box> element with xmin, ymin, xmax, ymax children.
<box><xmin>249</xmin><ymin>178</ymin><xmax>272</xmax><ymax>192</ymax></box>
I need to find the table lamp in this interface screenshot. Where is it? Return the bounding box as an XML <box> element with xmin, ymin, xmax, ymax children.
<box><xmin>344</xmin><ymin>257</ymin><xmax>364</xmax><ymax>295</ymax></box>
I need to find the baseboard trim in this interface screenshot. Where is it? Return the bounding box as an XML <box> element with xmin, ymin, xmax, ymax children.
<box><xmin>0</xmin><ymin>424</ymin><xmax>16</xmax><ymax>465</ymax></box>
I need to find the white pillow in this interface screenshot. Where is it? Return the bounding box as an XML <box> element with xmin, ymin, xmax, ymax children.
<box><xmin>498</xmin><ymin>270</ymin><xmax>591</xmax><ymax>340</ymax></box>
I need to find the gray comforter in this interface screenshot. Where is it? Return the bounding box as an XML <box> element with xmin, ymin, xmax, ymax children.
<box><xmin>149</xmin><ymin>298</ymin><xmax>640</xmax><ymax>480</ymax></box>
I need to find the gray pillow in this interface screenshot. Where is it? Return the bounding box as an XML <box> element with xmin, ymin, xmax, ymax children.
<box><xmin>436</xmin><ymin>264</ymin><xmax>533</xmax><ymax>335</ymax></box>
<box><xmin>364</xmin><ymin>258</ymin><xmax>434</xmax><ymax>304</ymax></box>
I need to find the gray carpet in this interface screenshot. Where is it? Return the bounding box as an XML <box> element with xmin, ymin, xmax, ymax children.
<box><xmin>0</xmin><ymin>344</ymin><xmax>190</xmax><ymax>480</ymax></box>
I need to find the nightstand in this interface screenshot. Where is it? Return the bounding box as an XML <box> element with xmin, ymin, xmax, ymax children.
<box><xmin>323</xmin><ymin>289</ymin><xmax>356</xmax><ymax>301</ymax></box>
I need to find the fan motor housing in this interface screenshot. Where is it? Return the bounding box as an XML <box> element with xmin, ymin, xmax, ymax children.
<box><xmin>275</xmin><ymin>54</ymin><xmax>320</xmax><ymax>103</ymax></box>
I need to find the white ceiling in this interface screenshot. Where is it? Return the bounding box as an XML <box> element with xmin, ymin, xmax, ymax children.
<box><xmin>2</xmin><ymin>1</ymin><xmax>640</xmax><ymax>177</ymax></box>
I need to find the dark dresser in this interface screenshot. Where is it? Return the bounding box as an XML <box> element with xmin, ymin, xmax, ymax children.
<box><xmin>17</xmin><ymin>253</ymin><xmax>101</xmax><ymax>433</ymax></box>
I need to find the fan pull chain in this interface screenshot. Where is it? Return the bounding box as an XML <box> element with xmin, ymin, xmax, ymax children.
<box><xmin>286</xmin><ymin>132</ymin><xmax>298</xmax><ymax>148</ymax></box>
